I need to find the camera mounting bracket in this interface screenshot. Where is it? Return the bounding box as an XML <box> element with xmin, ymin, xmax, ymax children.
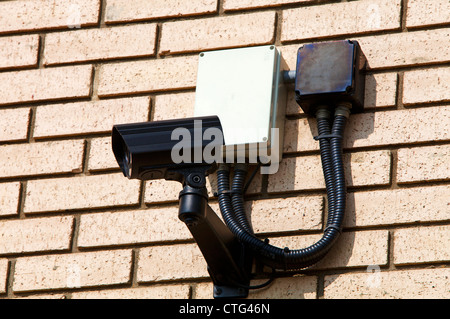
<box><xmin>167</xmin><ymin>165</ymin><xmax>253</xmax><ymax>298</ymax></box>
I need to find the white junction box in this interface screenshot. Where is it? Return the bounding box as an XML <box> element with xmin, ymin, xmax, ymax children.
<box><xmin>194</xmin><ymin>45</ymin><xmax>288</xmax><ymax>164</ymax></box>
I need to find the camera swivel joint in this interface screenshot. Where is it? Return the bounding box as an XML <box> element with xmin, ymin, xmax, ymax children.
<box><xmin>173</xmin><ymin>166</ymin><xmax>253</xmax><ymax>299</ymax></box>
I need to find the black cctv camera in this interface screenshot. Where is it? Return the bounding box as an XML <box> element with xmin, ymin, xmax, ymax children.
<box><xmin>112</xmin><ymin>115</ymin><xmax>252</xmax><ymax>297</ymax></box>
<box><xmin>111</xmin><ymin>115</ymin><xmax>224</xmax><ymax>181</ymax></box>
<box><xmin>109</xmin><ymin>42</ymin><xmax>365</xmax><ymax>299</ymax></box>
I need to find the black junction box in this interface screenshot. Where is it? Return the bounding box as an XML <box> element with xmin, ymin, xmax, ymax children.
<box><xmin>294</xmin><ymin>40</ymin><xmax>367</xmax><ymax>117</ymax></box>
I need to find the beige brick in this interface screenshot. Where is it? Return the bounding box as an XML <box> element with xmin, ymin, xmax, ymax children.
<box><xmin>194</xmin><ymin>276</ymin><xmax>317</xmax><ymax>299</ymax></box>
<box><xmin>105</xmin><ymin>0</ymin><xmax>217</xmax><ymax>23</ymax></box>
<box><xmin>0</xmin><ymin>0</ymin><xmax>100</xmax><ymax>34</ymax></box>
<box><xmin>0</xmin><ymin>108</ymin><xmax>30</xmax><ymax>142</ymax></box>
<box><xmin>397</xmin><ymin>145</ymin><xmax>450</xmax><ymax>184</ymax></box>
<box><xmin>0</xmin><ymin>140</ymin><xmax>84</xmax><ymax>179</ymax></box>
<box><xmin>138</xmin><ymin>244</ymin><xmax>209</xmax><ymax>282</ymax></box>
<box><xmin>268</xmin><ymin>151</ymin><xmax>391</xmax><ymax>193</ymax></box>
<box><xmin>394</xmin><ymin>226</ymin><xmax>450</xmax><ymax>265</ymax></box>
<box><xmin>360</xmin><ymin>32</ymin><xmax>442</xmax><ymax>69</ymax></box>
<box><xmin>249</xmin><ymin>276</ymin><xmax>316</xmax><ymax>299</ymax></box>
<box><xmin>364</xmin><ymin>73</ymin><xmax>398</xmax><ymax>108</ymax></box>
<box><xmin>159</xmin><ymin>12</ymin><xmax>276</xmax><ymax>55</ymax></box>
<box><xmin>192</xmin><ymin>282</ymin><xmax>212</xmax><ymax>299</ymax></box>
<box><xmin>285</xmin><ymin>102</ymin><xmax>450</xmax><ymax>156</ymax></box>
<box><xmin>144</xmin><ymin>174</ymin><xmax>236</xmax><ymax>204</ymax></box>
<box><xmin>97</xmin><ymin>56</ymin><xmax>197</xmax><ymax>97</ymax></box>
<box><xmin>284</xmin><ymin>90</ymin><xmax>301</xmax><ymax>116</ymax></box>
<box><xmin>0</xmin><ymin>216</ymin><xmax>73</xmax><ymax>255</ymax></box>
<box><xmin>0</xmin><ymin>259</ymin><xmax>7</xmax><ymax>294</ymax></box>
<box><xmin>341</xmin><ymin>151</ymin><xmax>392</xmax><ymax>188</ymax></box>
<box><xmin>325</xmin><ymin>268</ymin><xmax>450</xmax><ymax>299</ymax></box>
<box><xmin>0</xmin><ymin>65</ymin><xmax>92</xmax><ymax>106</ymax></box>
<box><xmin>13</xmin><ymin>250</ymin><xmax>132</xmax><ymax>292</ymax></box>
<box><xmin>78</xmin><ymin>207</ymin><xmax>190</xmax><ymax>248</ymax></box>
<box><xmin>153</xmin><ymin>92</ymin><xmax>195</xmax><ymax>121</ymax></box>
<box><xmin>280</xmin><ymin>28</ymin><xmax>450</xmax><ymax>71</ymax></box>
<box><xmin>276</xmin><ymin>45</ymin><xmax>306</xmax><ymax>70</ymax></box>
<box><xmin>358</xmin><ymin>29</ymin><xmax>450</xmax><ymax>70</ymax></box>
<box><xmin>403</xmin><ymin>67</ymin><xmax>450</xmax><ymax>105</ymax></box>
<box><xmin>145</xmin><ymin>180</ymin><xmax>184</xmax><ymax>204</ymax></box>
<box><xmin>281</xmin><ymin>0</ymin><xmax>401</xmax><ymax>42</ymax></box>
<box><xmin>88</xmin><ymin>137</ymin><xmax>118</xmax><ymax>171</ymax></box>
<box><xmin>23</xmin><ymin>174</ymin><xmax>140</xmax><ymax>213</ymax></box>
<box><xmin>72</xmin><ymin>284</ymin><xmax>190</xmax><ymax>299</ymax></box>
<box><xmin>346</xmin><ymin>106</ymin><xmax>450</xmax><ymax>149</ymax></box>
<box><xmin>269</xmin><ymin>230</ymin><xmax>388</xmax><ymax>269</ymax></box>
<box><xmin>285</xmin><ymin>72</ymin><xmax>397</xmax><ymax>116</ymax></box>
<box><xmin>224</xmin><ymin>0</ymin><xmax>312</xmax><ymax>11</ymax></box>
<box><xmin>282</xmin><ymin>118</ymin><xmax>319</xmax><ymax>153</ymax></box>
<box><xmin>0</xmin><ymin>35</ymin><xmax>39</xmax><ymax>70</ymax></box>
<box><xmin>144</xmin><ymin>175</ymin><xmax>239</xmax><ymax>205</ymax></box>
<box><xmin>319</xmin><ymin>230</ymin><xmax>388</xmax><ymax>269</ymax></box>
<box><xmin>44</xmin><ymin>24</ymin><xmax>157</xmax><ymax>65</ymax></box>
<box><xmin>407</xmin><ymin>0</ymin><xmax>450</xmax><ymax>28</ymax></box>
<box><xmin>34</xmin><ymin>97</ymin><xmax>150</xmax><ymax>139</ymax></box>
<box><xmin>248</xmin><ymin>196</ymin><xmax>323</xmax><ymax>234</ymax></box>
<box><xmin>347</xmin><ymin>186</ymin><xmax>450</xmax><ymax>227</ymax></box>
<box><xmin>0</xmin><ymin>182</ymin><xmax>21</xmax><ymax>217</ymax></box>
<box><xmin>15</xmin><ymin>293</ymin><xmax>66</xmax><ymax>299</ymax></box>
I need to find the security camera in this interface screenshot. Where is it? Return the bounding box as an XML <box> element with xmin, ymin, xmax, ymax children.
<box><xmin>112</xmin><ymin>114</ymin><xmax>252</xmax><ymax>298</ymax></box>
<box><xmin>111</xmin><ymin>115</ymin><xmax>224</xmax><ymax>182</ymax></box>
<box><xmin>110</xmin><ymin>42</ymin><xmax>365</xmax><ymax>299</ymax></box>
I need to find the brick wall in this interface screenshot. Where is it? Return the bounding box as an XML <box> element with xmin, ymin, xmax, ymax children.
<box><xmin>0</xmin><ymin>0</ymin><xmax>448</xmax><ymax>299</ymax></box>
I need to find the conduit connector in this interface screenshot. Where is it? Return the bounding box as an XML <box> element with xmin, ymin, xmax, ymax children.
<box><xmin>335</xmin><ymin>102</ymin><xmax>352</xmax><ymax>118</ymax></box>
<box><xmin>315</xmin><ymin>105</ymin><xmax>332</xmax><ymax>119</ymax></box>
<box><xmin>283</xmin><ymin>70</ymin><xmax>296</xmax><ymax>83</ymax></box>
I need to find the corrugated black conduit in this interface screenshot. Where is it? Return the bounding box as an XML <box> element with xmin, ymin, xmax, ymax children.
<box><xmin>216</xmin><ymin>105</ymin><xmax>350</xmax><ymax>270</ymax></box>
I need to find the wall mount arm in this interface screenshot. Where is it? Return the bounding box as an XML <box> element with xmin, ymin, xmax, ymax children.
<box><xmin>168</xmin><ymin>166</ymin><xmax>253</xmax><ymax>298</ymax></box>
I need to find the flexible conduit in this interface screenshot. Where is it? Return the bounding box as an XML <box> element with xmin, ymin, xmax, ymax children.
<box><xmin>217</xmin><ymin>105</ymin><xmax>350</xmax><ymax>270</ymax></box>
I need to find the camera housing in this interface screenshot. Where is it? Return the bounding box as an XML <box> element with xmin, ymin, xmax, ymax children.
<box><xmin>112</xmin><ymin>115</ymin><xmax>252</xmax><ymax>298</ymax></box>
<box><xmin>112</xmin><ymin>115</ymin><xmax>224</xmax><ymax>181</ymax></box>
